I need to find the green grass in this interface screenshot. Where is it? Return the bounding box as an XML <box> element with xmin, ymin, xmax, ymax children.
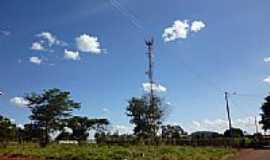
<box><xmin>0</xmin><ymin>144</ymin><xmax>236</xmax><ymax>160</ymax></box>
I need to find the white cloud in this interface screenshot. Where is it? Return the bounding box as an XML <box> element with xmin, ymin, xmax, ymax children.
<box><xmin>110</xmin><ymin>125</ymin><xmax>133</xmax><ymax>135</ymax></box>
<box><xmin>264</xmin><ymin>57</ymin><xmax>270</xmax><ymax>62</ymax></box>
<box><xmin>102</xmin><ymin>108</ymin><xmax>109</xmax><ymax>113</ymax></box>
<box><xmin>37</xmin><ymin>32</ymin><xmax>67</xmax><ymax>47</ymax></box>
<box><xmin>162</xmin><ymin>20</ymin><xmax>189</xmax><ymax>42</ymax></box>
<box><xmin>64</xmin><ymin>49</ymin><xmax>80</xmax><ymax>60</ymax></box>
<box><xmin>31</xmin><ymin>32</ymin><xmax>67</xmax><ymax>52</ymax></box>
<box><xmin>31</xmin><ymin>42</ymin><xmax>45</xmax><ymax>51</ymax></box>
<box><xmin>0</xmin><ymin>30</ymin><xmax>11</xmax><ymax>36</ymax></box>
<box><xmin>264</xmin><ymin>76</ymin><xmax>270</xmax><ymax>83</ymax></box>
<box><xmin>17</xmin><ymin>124</ymin><xmax>24</xmax><ymax>129</ymax></box>
<box><xmin>10</xmin><ymin>118</ymin><xmax>16</xmax><ymax>123</ymax></box>
<box><xmin>10</xmin><ymin>97</ymin><xmax>29</xmax><ymax>107</ymax></box>
<box><xmin>191</xmin><ymin>20</ymin><xmax>206</xmax><ymax>32</ymax></box>
<box><xmin>185</xmin><ymin>117</ymin><xmax>261</xmax><ymax>134</ymax></box>
<box><xmin>76</xmin><ymin>34</ymin><xmax>102</xmax><ymax>54</ymax></box>
<box><xmin>63</xmin><ymin>127</ymin><xmax>73</xmax><ymax>134</ymax></box>
<box><xmin>142</xmin><ymin>82</ymin><xmax>167</xmax><ymax>93</ymax></box>
<box><xmin>162</xmin><ymin>19</ymin><xmax>206</xmax><ymax>42</ymax></box>
<box><xmin>29</xmin><ymin>56</ymin><xmax>42</xmax><ymax>64</ymax></box>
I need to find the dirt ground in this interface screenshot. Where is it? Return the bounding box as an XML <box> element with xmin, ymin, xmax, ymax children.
<box><xmin>227</xmin><ymin>149</ymin><xmax>270</xmax><ymax>160</ymax></box>
<box><xmin>1</xmin><ymin>149</ymin><xmax>270</xmax><ymax>160</ymax></box>
<box><xmin>0</xmin><ymin>154</ymin><xmax>40</xmax><ymax>160</ymax></box>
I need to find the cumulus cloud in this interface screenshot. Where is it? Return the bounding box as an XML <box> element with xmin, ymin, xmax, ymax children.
<box><xmin>31</xmin><ymin>32</ymin><xmax>66</xmax><ymax>52</ymax></box>
<box><xmin>76</xmin><ymin>34</ymin><xmax>102</xmax><ymax>54</ymax></box>
<box><xmin>36</xmin><ymin>32</ymin><xmax>67</xmax><ymax>47</ymax></box>
<box><xmin>264</xmin><ymin>57</ymin><xmax>270</xmax><ymax>62</ymax></box>
<box><xmin>142</xmin><ymin>82</ymin><xmax>167</xmax><ymax>93</ymax></box>
<box><xmin>31</xmin><ymin>42</ymin><xmax>45</xmax><ymax>51</ymax></box>
<box><xmin>263</xmin><ymin>76</ymin><xmax>270</xmax><ymax>83</ymax></box>
<box><xmin>162</xmin><ymin>19</ymin><xmax>206</xmax><ymax>42</ymax></box>
<box><xmin>162</xmin><ymin>20</ymin><xmax>189</xmax><ymax>42</ymax></box>
<box><xmin>10</xmin><ymin>97</ymin><xmax>29</xmax><ymax>107</ymax></box>
<box><xmin>64</xmin><ymin>49</ymin><xmax>80</xmax><ymax>60</ymax></box>
<box><xmin>191</xmin><ymin>20</ymin><xmax>206</xmax><ymax>32</ymax></box>
<box><xmin>185</xmin><ymin>117</ymin><xmax>261</xmax><ymax>134</ymax></box>
<box><xmin>29</xmin><ymin>56</ymin><xmax>42</xmax><ymax>64</ymax></box>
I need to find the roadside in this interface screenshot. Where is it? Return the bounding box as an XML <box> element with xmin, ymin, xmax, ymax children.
<box><xmin>227</xmin><ymin>149</ymin><xmax>270</xmax><ymax>160</ymax></box>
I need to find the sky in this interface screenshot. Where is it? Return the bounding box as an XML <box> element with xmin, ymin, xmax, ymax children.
<box><xmin>1</xmin><ymin>0</ymin><xmax>270</xmax><ymax>134</ymax></box>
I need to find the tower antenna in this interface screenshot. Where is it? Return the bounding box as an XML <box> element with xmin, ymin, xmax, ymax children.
<box><xmin>145</xmin><ymin>38</ymin><xmax>155</xmax><ymax>103</ymax></box>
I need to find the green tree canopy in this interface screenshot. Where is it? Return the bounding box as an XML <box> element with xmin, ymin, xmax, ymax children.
<box><xmin>260</xmin><ymin>95</ymin><xmax>270</xmax><ymax>132</ymax></box>
<box><xmin>224</xmin><ymin>128</ymin><xmax>244</xmax><ymax>137</ymax></box>
<box><xmin>65</xmin><ymin>116</ymin><xmax>109</xmax><ymax>143</ymax></box>
<box><xmin>25</xmin><ymin>88</ymin><xmax>80</xmax><ymax>146</ymax></box>
<box><xmin>0</xmin><ymin>115</ymin><xmax>16</xmax><ymax>147</ymax></box>
<box><xmin>161</xmin><ymin>125</ymin><xmax>187</xmax><ymax>139</ymax></box>
<box><xmin>126</xmin><ymin>95</ymin><xmax>165</xmax><ymax>139</ymax></box>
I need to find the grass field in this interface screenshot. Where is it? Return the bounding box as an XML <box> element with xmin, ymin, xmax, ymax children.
<box><xmin>0</xmin><ymin>144</ymin><xmax>236</xmax><ymax>160</ymax></box>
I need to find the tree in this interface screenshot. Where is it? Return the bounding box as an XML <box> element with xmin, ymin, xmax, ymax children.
<box><xmin>0</xmin><ymin>115</ymin><xmax>16</xmax><ymax>147</ymax></box>
<box><xmin>161</xmin><ymin>125</ymin><xmax>187</xmax><ymax>139</ymax></box>
<box><xmin>126</xmin><ymin>95</ymin><xmax>165</xmax><ymax>139</ymax></box>
<box><xmin>260</xmin><ymin>95</ymin><xmax>270</xmax><ymax>133</ymax></box>
<box><xmin>66</xmin><ymin>116</ymin><xmax>109</xmax><ymax>143</ymax></box>
<box><xmin>17</xmin><ymin>123</ymin><xmax>44</xmax><ymax>143</ymax></box>
<box><xmin>25</xmin><ymin>88</ymin><xmax>80</xmax><ymax>146</ymax></box>
<box><xmin>224</xmin><ymin>128</ymin><xmax>244</xmax><ymax>137</ymax></box>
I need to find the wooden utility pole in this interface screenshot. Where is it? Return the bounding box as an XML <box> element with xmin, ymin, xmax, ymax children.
<box><xmin>225</xmin><ymin>92</ymin><xmax>233</xmax><ymax>137</ymax></box>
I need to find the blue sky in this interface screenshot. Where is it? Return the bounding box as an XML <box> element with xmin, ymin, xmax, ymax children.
<box><xmin>1</xmin><ymin>0</ymin><xmax>270</xmax><ymax>134</ymax></box>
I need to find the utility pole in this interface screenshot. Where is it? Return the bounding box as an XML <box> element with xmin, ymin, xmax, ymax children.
<box><xmin>225</xmin><ymin>92</ymin><xmax>233</xmax><ymax>137</ymax></box>
<box><xmin>145</xmin><ymin>38</ymin><xmax>155</xmax><ymax>104</ymax></box>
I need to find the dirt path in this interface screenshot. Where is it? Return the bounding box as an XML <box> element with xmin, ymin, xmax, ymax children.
<box><xmin>227</xmin><ymin>149</ymin><xmax>270</xmax><ymax>160</ymax></box>
<box><xmin>0</xmin><ymin>154</ymin><xmax>40</xmax><ymax>160</ymax></box>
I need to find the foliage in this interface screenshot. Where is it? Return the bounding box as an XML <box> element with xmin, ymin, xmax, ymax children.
<box><xmin>17</xmin><ymin>123</ymin><xmax>44</xmax><ymax>143</ymax></box>
<box><xmin>126</xmin><ymin>95</ymin><xmax>165</xmax><ymax>139</ymax></box>
<box><xmin>25</xmin><ymin>88</ymin><xmax>81</xmax><ymax>146</ymax></box>
<box><xmin>58</xmin><ymin>116</ymin><xmax>109</xmax><ymax>143</ymax></box>
<box><xmin>162</xmin><ymin>125</ymin><xmax>187</xmax><ymax>139</ymax></box>
<box><xmin>0</xmin><ymin>115</ymin><xmax>16</xmax><ymax>147</ymax></box>
<box><xmin>260</xmin><ymin>95</ymin><xmax>270</xmax><ymax>132</ymax></box>
<box><xmin>224</xmin><ymin>128</ymin><xmax>244</xmax><ymax>138</ymax></box>
<box><xmin>0</xmin><ymin>144</ymin><xmax>235</xmax><ymax>160</ymax></box>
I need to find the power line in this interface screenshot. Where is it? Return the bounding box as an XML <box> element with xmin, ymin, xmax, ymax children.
<box><xmin>109</xmin><ymin>0</ymin><xmax>145</xmax><ymax>33</ymax></box>
<box><xmin>177</xmin><ymin>56</ymin><xmax>225</xmax><ymax>94</ymax></box>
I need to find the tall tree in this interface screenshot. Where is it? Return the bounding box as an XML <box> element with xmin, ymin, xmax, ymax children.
<box><xmin>25</xmin><ymin>88</ymin><xmax>80</xmax><ymax>146</ymax></box>
<box><xmin>260</xmin><ymin>95</ymin><xmax>270</xmax><ymax>132</ymax></box>
<box><xmin>126</xmin><ymin>95</ymin><xmax>165</xmax><ymax>138</ymax></box>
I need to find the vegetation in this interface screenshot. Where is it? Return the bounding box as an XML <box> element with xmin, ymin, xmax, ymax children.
<box><xmin>126</xmin><ymin>95</ymin><xmax>165</xmax><ymax>139</ymax></box>
<box><xmin>260</xmin><ymin>95</ymin><xmax>270</xmax><ymax>132</ymax></box>
<box><xmin>0</xmin><ymin>115</ymin><xmax>16</xmax><ymax>147</ymax></box>
<box><xmin>57</xmin><ymin>116</ymin><xmax>109</xmax><ymax>143</ymax></box>
<box><xmin>224</xmin><ymin>128</ymin><xmax>244</xmax><ymax>138</ymax></box>
<box><xmin>162</xmin><ymin>125</ymin><xmax>187</xmax><ymax>139</ymax></box>
<box><xmin>25</xmin><ymin>89</ymin><xmax>81</xmax><ymax>146</ymax></box>
<box><xmin>0</xmin><ymin>144</ymin><xmax>235</xmax><ymax>160</ymax></box>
